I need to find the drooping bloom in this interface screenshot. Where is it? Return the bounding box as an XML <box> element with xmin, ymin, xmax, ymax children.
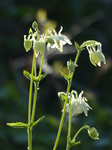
<box><xmin>86</xmin><ymin>41</ymin><xmax>106</xmax><ymax>66</ymax></box>
<box><xmin>46</xmin><ymin>26</ymin><xmax>72</xmax><ymax>52</ymax></box>
<box><xmin>66</xmin><ymin>91</ymin><xmax>92</xmax><ymax>117</ymax></box>
<box><xmin>33</xmin><ymin>35</ymin><xmax>45</xmax><ymax>57</ymax></box>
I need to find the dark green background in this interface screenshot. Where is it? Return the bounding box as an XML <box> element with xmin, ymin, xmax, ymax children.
<box><xmin>0</xmin><ymin>0</ymin><xmax>112</xmax><ymax>150</ymax></box>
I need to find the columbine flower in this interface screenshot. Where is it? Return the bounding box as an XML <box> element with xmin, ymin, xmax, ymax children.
<box><xmin>66</xmin><ymin>91</ymin><xmax>92</xmax><ymax>116</ymax></box>
<box><xmin>86</xmin><ymin>41</ymin><xmax>106</xmax><ymax>66</ymax></box>
<box><xmin>33</xmin><ymin>35</ymin><xmax>45</xmax><ymax>57</ymax></box>
<box><xmin>46</xmin><ymin>26</ymin><xmax>72</xmax><ymax>52</ymax></box>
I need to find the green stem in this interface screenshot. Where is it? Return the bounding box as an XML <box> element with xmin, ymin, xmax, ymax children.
<box><xmin>28</xmin><ymin>54</ymin><xmax>36</xmax><ymax>150</ymax></box>
<box><xmin>71</xmin><ymin>125</ymin><xmax>89</xmax><ymax>143</ymax></box>
<box><xmin>38</xmin><ymin>54</ymin><xmax>44</xmax><ymax>78</ymax></box>
<box><xmin>28</xmin><ymin>127</ymin><xmax>32</xmax><ymax>150</ymax></box>
<box><xmin>28</xmin><ymin>54</ymin><xmax>36</xmax><ymax>124</ymax></box>
<box><xmin>53</xmin><ymin>80</ymin><xmax>71</xmax><ymax>150</ymax></box>
<box><xmin>66</xmin><ymin>99</ymin><xmax>72</xmax><ymax>150</ymax></box>
<box><xmin>31</xmin><ymin>54</ymin><xmax>44</xmax><ymax>123</ymax></box>
<box><xmin>28</xmin><ymin>54</ymin><xmax>44</xmax><ymax>150</ymax></box>
<box><xmin>53</xmin><ymin>50</ymin><xmax>81</xmax><ymax>150</ymax></box>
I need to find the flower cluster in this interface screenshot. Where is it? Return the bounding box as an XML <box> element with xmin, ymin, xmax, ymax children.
<box><xmin>66</xmin><ymin>90</ymin><xmax>92</xmax><ymax>117</ymax></box>
<box><xmin>24</xmin><ymin>21</ymin><xmax>72</xmax><ymax>57</ymax></box>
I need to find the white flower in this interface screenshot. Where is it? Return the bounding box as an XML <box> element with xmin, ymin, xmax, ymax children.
<box><xmin>33</xmin><ymin>35</ymin><xmax>45</xmax><ymax>57</ymax></box>
<box><xmin>86</xmin><ymin>41</ymin><xmax>106</xmax><ymax>66</ymax></box>
<box><xmin>46</xmin><ymin>26</ymin><xmax>72</xmax><ymax>52</ymax></box>
<box><xmin>66</xmin><ymin>91</ymin><xmax>92</xmax><ymax>116</ymax></box>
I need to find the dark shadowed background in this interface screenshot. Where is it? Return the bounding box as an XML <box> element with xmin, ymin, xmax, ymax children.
<box><xmin>0</xmin><ymin>0</ymin><xmax>112</xmax><ymax>150</ymax></box>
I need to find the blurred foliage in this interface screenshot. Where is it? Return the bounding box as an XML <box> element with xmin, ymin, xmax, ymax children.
<box><xmin>0</xmin><ymin>0</ymin><xmax>112</xmax><ymax>150</ymax></box>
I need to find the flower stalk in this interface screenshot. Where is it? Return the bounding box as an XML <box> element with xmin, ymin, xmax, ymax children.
<box><xmin>53</xmin><ymin>49</ymin><xmax>81</xmax><ymax>150</ymax></box>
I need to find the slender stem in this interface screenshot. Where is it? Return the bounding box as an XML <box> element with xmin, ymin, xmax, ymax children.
<box><xmin>28</xmin><ymin>54</ymin><xmax>36</xmax><ymax>150</ymax></box>
<box><xmin>71</xmin><ymin>125</ymin><xmax>89</xmax><ymax>143</ymax></box>
<box><xmin>28</xmin><ymin>128</ymin><xmax>32</xmax><ymax>150</ymax></box>
<box><xmin>31</xmin><ymin>56</ymin><xmax>37</xmax><ymax>123</ymax></box>
<box><xmin>31</xmin><ymin>83</ymin><xmax>37</xmax><ymax>123</ymax></box>
<box><xmin>31</xmin><ymin>84</ymin><xmax>38</xmax><ymax>123</ymax></box>
<box><xmin>31</xmin><ymin>54</ymin><xmax>44</xmax><ymax>123</ymax></box>
<box><xmin>28</xmin><ymin>54</ymin><xmax>45</xmax><ymax>150</ymax></box>
<box><xmin>38</xmin><ymin>54</ymin><xmax>44</xmax><ymax>78</ymax></box>
<box><xmin>28</xmin><ymin>54</ymin><xmax>36</xmax><ymax>124</ymax></box>
<box><xmin>66</xmin><ymin>100</ymin><xmax>72</xmax><ymax>150</ymax></box>
<box><xmin>53</xmin><ymin>50</ymin><xmax>81</xmax><ymax>150</ymax></box>
<box><xmin>53</xmin><ymin>80</ymin><xmax>71</xmax><ymax>150</ymax></box>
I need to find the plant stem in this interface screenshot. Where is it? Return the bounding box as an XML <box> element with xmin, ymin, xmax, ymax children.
<box><xmin>28</xmin><ymin>54</ymin><xmax>36</xmax><ymax>150</ymax></box>
<box><xmin>28</xmin><ymin>54</ymin><xmax>36</xmax><ymax>124</ymax></box>
<box><xmin>31</xmin><ymin>54</ymin><xmax>44</xmax><ymax>123</ymax></box>
<box><xmin>38</xmin><ymin>54</ymin><xmax>44</xmax><ymax>78</ymax></box>
<box><xmin>53</xmin><ymin>80</ymin><xmax>71</xmax><ymax>150</ymax></box>
<box><xmin>27</xmin><ymin>54</ymin><xmax>44</xmax><ymax>150</ymax></box>
<box><xmin>28</xmin><ymin>127</ymin><xmax>32</xmax><ymax>150</ymax></box>
<box><xmin>53</xmin><ymin>50</ymin><xmax>81</xmax><ymax>150</ymax></box>
<box><xmin>66</xmin><ymin>99</ymin><xmax>72</xmax><ymax>150</ymax></box>
<box><xmin>71</xmin><ymin>125</ymin><xmax>89</xmax><ymax>143</ymax></box>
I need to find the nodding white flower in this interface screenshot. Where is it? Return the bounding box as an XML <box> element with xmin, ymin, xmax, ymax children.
<box><xmin>33</xmin><ymin>35</ymin><xmax>45</xmax><ymax>57</ymax></box>
<box><xmin>86</xmin><ymin>41</ymin><xmax>106</xmax><ymax>66</ymax></box>
<box><xmin>46</xmin><ymin>26</ymin><xmax>72</xmax><ymax>52</ymax></box>
<box><xmin>66</xmin><ymin>91</ymin><xmax>92</xmax><ymax>117</ymax></box>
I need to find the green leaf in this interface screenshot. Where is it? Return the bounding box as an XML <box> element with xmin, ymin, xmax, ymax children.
<box><xmin>7</xmin><ymin>122</ymin><xmax>28</xmax><ymax>128</ymax></box>
<box><xmin>60</xmin><ymin>71</ymin><xmax>70</xmax><ymax>81</ymax></box>
<box><xmin>71</xmin><ymin>141</ymin><xmax>81</xmax><ymax>147</ymax></box>
<box><xmin>39</xmin><ymin>73</ymin><xmax>47</xmax><ymax>81</ymax></box>
<box><xmin>31</xmin><ymin>116</ymin><xmax>45</xmax><ymax>127</ymax></box>
<box><xmin>23</xmin><ymin>70</ymin><xmax>47</xmax><ymax>84</ymax></box>
<box><xmin>23</xmin><ymin>70</ymin><xmax>38</xmax><ymax>83</ymax></box>
<box><xmin>75</xmin><ymin>42</ymin><xmax>81</xmax><ymax>52</ymax></box>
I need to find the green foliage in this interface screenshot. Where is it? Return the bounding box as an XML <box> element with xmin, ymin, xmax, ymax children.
<box><xmin>0</xmin><ymin>0</ymin><xmax>112</xmax><ymax>150</ymax></box>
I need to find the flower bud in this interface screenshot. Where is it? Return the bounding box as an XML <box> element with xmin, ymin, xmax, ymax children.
<box><xmin>67</xmin><ymin>60</ymin><xmax>77</xmax><ymax>73</ymax></box>
<box><xmin>32</xmin><ymin>21</ymin><xmax>38</xmax><ymax>31</ymax></box>
<box><xmin>24</xmin><ymin>35</ymin><xmax>32</xmax><ymax>52</ymax></box>
<box><xmin>87</xmin><ymin>127</ymin><xmax>99</xmax><ymax>140</ymax></box>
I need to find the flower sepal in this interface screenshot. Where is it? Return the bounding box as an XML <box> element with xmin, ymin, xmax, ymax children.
<box><xmin>58</xmin><ymin>92</ymin><xmax>66</xmax><ymax>101</ymax></box>
<box><xmin>33</xmin><ymin>39</ymin><xmax>45</xmax><ymax>57</ymax></box>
